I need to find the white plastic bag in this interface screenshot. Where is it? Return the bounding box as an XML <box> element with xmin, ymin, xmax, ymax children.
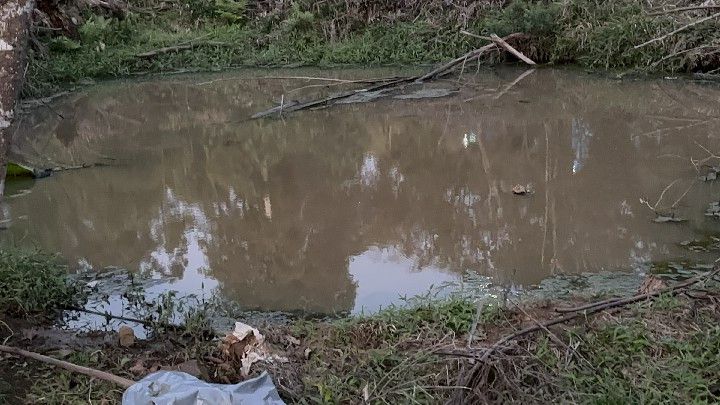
<box><xmin>122</xmin><ymin>370</ymin><xmax>285</xmax><ymax>405</ymax></box>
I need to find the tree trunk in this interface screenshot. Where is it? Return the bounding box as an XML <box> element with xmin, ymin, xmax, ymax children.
<box><xmin>0</xmin><ymin>0</ymin><xmax>35</xmax><ymax>197</ymax></box>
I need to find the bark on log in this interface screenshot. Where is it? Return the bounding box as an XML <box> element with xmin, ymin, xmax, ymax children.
<box><xmin>0</xmin><ymin>0</ymin><xmax>35</xmax><ymax>197</ymax></box>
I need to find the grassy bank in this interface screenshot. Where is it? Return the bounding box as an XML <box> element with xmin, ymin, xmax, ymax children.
<box><xmin>26</xmin><ymin>0</ymin><xmax>720</xmax><ymax>97</ymax></box>
<box><xmin>1</xmin><ymin>251</ymin><xmax>718</xmax><ymax>403</ymax></box>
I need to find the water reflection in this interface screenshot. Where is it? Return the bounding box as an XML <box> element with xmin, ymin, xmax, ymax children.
<box><xmin>3</xmin><ymin>69</ymin><xmax>720</xmax><ymax>313</ymax></box>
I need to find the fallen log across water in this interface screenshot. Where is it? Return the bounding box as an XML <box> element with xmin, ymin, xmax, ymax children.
<box><xmin>251</xmin><ymin>32</ymin><xmax>533</xmax><ymax>119</ymax></box>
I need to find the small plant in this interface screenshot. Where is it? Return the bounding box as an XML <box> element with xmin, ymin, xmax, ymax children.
<box><xmin>183</xmin><ymin>0</ymin><xmax>247</xmax><ymax>23</ymax></box>
<box><xmin>0</xmin><ymin>249</ymin><xmax>85</xmax><ymax>315</ymax></box>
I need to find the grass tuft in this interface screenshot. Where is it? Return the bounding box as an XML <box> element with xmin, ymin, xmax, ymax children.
<box><xmin>0</xmin><ymin>249</ymin><xmax>84</xmax><ymax>316</ymax></box>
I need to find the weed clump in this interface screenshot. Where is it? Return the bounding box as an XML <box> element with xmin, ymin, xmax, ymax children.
<box><xmin>0</xmin><ymin>249</ymin><xmax>84</xmax><ymax>315</ymax></box>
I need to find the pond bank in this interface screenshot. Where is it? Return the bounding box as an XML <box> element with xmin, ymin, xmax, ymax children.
<box><xmin>26</xmin><ymin>0</ymin><xmax>720</xmax><ymax>98</ymax></box>
<box><xmin>0</xmin><ymin>249</ymin><xmax>718</xmax><ymax>403</ymax></box>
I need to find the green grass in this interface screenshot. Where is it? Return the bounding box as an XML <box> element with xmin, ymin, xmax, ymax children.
<box><xmin>0</xmin><ymin>247</ymin><xmax>717</xmax><ymax>403</ymax></box>
<box><xmin>547</xmin><ymin>317</ymin><xmax>720</xmax><ymax>403</ymax></box>
<box><xmin>4</xmin><ymin>286</ymin><xmax>720</xmax><ymax>403</ymax></box>
<box><xmin>0</xmin><ymin>249</ymin><xmax>85</xmax><ymax>316</ymax></box>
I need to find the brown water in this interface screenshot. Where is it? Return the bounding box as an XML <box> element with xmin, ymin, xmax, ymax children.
<box><xmin>3</xmin><ymin>68</ymin><xmax>720</xmax><ymax>314</ymax></box>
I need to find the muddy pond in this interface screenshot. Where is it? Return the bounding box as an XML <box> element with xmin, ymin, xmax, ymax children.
<box><xmin>3</xmin><ymin>68</ymin><xmax>720</xmax><ymax>317</ymax></box>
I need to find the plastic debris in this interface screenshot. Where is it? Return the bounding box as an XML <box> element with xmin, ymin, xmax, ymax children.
<box><xmin>462</xmin><ymin>132</ymin><xmax>478</xmax><ymax>148</ymax></box>
<box><xmin>512</xmin><ymin>184</ymin><xmax>533</xmax><ymax>195</ymax></box>
<box><xmin>122</xmin><ymin>370</ymin><xmax>285</xmax><ymax>405</ymax></box>
<box><xmin>220</xmin><ymin>322</ymin><xmax>287</xmax><ymax>377</ymax></box>
<box><xmin>653</xmin><ymin>215</ymin><xmax>686</xmax><ymax>223</ymax></box>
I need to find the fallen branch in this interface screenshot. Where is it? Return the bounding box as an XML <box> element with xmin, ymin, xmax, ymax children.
<box><xmin>473</xmin><ymin>267</ymin><xmax>718</xmax><ymax>362</ymax></box>
<box><xmin>252</xmin><ymin>33</ymin><xmax>528</xmax><ymax>118</ymax></box>
<box><xmin>135</xmin><ymin>44</ymin><xmax>193</xmax><ymax>58</ymax></box>
<box><xmin>554</xmin><ymin>296</ymin><xmax>621</xmax><ymax>313</ymax></box>
<box><xmin>635</xmin><ymin>12</ymin><xmax>720</xmax><ymax>49</ymax></box>
<box><xmin>64</xmin><ymin>305</ymin><xmax>220</xmax><ymax>337</ymax></box>
<box><xmin>251</xmin><ymin>77</ymin><xmax>415</xmax><ymax>118</ymax></box>
<box><xmin>417</xmin><ymin>32</ymin><xmax>527</xmax><ymax>82</ymax></box>
<box><xmin>0</xmin><ymin>344</ymin><xmax>135</xmax><ymax>388</ymax></box>
<box><xmin>64</xmin><ymin>305</ymin><xmax>154</xmax><ymax>326</ymax></box>
<box><xmin>52</xmin><ymin>162</ymin><xmax>110</xmax><ymax>172</ymax></box>
<box><xmin>135</xmin><ymin>34</ymin><xmax>223</xmax><ymax>58</ymax></box>
<box><xmin>648</xmin><ymin>5</ymin><xmax>720</xmax><ymax>16</ymax></box>
<box><xmin>490</xmin><ymin>34</ymin><xmax>536</xmax><ymax>65</ymax></box>
<box><xmin>459</xmin><ymin>30</ymin><xmax>492</xmax><ymax>41</ymax></box>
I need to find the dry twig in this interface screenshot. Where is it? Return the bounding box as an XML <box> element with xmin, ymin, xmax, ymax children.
<box><xmin>635</xmin><ymin>12</ymin><xmax>720</xmax><ymax>49</ymax></box>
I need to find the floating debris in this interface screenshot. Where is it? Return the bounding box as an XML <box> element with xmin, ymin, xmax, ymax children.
<box><xmin>393</xmin><ymin>88</ymin><xmax>458</xmax><ymax>100</ymax></box>
<box><xmin>648</xmin><ymin>261</ymin><xmax>713</xmax><ymax>280</ymax></box>
<box><xmin>462</xmin><ymin>132</ymin><xmax>478</xmax><ymax>148</ymax></box>
<box><xmin>512</xmin><ymin>184</ymin><xmax>534</xmax><ymax>195</ymax></box>
<box><xmin>653</xmin><ymin>215</ymin><xmax>686</xmax><ymax>223</ymax></box>
<box><xmin>705</xmin><ymin>201</ymin><xmax>720</xmax><ymax>218</ymax></box>
<box><xmin>699</xmin><ymin>166</ymin><xmax>720</xmax><ymax>181</ymax></box>
<box><xmin>679</xmin><ymin>235</ymin><xmax>720</xmax><ymax>252</ymax></box>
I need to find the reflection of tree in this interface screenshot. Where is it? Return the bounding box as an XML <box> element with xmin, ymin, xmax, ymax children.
<box><xmin>5</xmin><ymin>69</ymin><xmax>720</xmax><ymax>313</ymax></box>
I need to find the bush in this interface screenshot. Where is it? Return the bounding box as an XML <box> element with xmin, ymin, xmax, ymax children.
<box><xmin>182</xmin><ymin>0</ymin><xmax>247</xmax><ymax>23</ymax></box>
<box><xmin>0</xmin><ymin>249</ymin><xmax>84</xmax><ymax>315</ymax></box>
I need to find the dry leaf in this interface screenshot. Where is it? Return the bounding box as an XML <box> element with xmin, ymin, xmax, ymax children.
<box><xmin>637</xmin><ymin>275</ymin><xmax>667</xmax><ymax>294</ymax></box>
<box><xmin>285</xmin><ymin>335</ymin><xmax>301</xmax><ymax>346</ymax></box>
<box><xmin>129</xmin><ymin>360</ymin><xmax>147</xmax><ymax>375</ymax></box>
<box><xmin>118</xmin><ymin>325</ymin><xmax>135</xmax><ymax>347</ymax></box>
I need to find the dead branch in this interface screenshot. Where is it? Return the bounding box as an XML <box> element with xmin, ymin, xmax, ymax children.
<box><xmin>52</xmin><ymin>161</ymin><xmax>110</xmax><ymax>171</ymax></box>
<box><xmin>135</xmin><ymin>44</ymin><xmax>193</xmax><ymax>58</ymax></box>
<box><xmin>459</xmin><ymin>30</ymin><xmax>492</xmax><ymax>41</ymax></box>
<box><xmin>252</xmin><ymin>33</ymin><xmax>528</xmax><ymax>118</ymax></box>
<box><xmin>417</xmin><ymin>33</ymin><xmax>527</xmax><ymax>82</ymax></box>
<box><xmin>635</xmin><ymin>11</ymin><xmax>720</xmax><ymax>49</ymax></box>
<box><xmin>135</xmin><ymin>34</ymin><xmax>220</xmax><ymax>58</ymax></box>
<box><xmin>555</xmin><ymin>296</ymin><xmax>621</xmax><ymax>313</ymax></box>
<box><xmin>252</xmin><ymin>77</ymin><xmax>415</xmax><ymax>118</ymax></box>
<box><xmin>64</xmin><ymin>305</ymin><xmax>154</xmax><ymax>326</ymax></box>
<box><xmin>490</xmin><ymin>34</ymin><xmax>536</xmax><ymax>65</ymax></box>
<box><xmin>648</xmin><ymin>5</ymin><xmax>720</xmax><ymax>16</ymax></box>
<box><xmin>0</xmin><ymin>344</ymin><xmax>135</xmax><ymax>388</ymax></box>
<box><xmin>477</xmin><ymin>267</ymin><xmax>717</xmax><ymax>362</ymax></box>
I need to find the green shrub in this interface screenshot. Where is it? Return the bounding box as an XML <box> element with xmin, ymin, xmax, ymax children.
<box><xmin>0</xmin><ymin>249</ymin><xmax>84</xmax><ymax>315</ymax></box>
<box><xmin>182</xmin><ymin>0</ymin><xmax>247</xmax><ymax>23</ymax></box>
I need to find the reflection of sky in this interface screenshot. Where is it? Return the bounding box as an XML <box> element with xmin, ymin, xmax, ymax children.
<box><xmin>141</xmin><ymin>188</ymin><xmax>213</xmax><ymax>276</ymax></box>
<box><xmin>349</xmin><ymin>246</ymin><xmax>458</xmax><ymax>314</ymax></box>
